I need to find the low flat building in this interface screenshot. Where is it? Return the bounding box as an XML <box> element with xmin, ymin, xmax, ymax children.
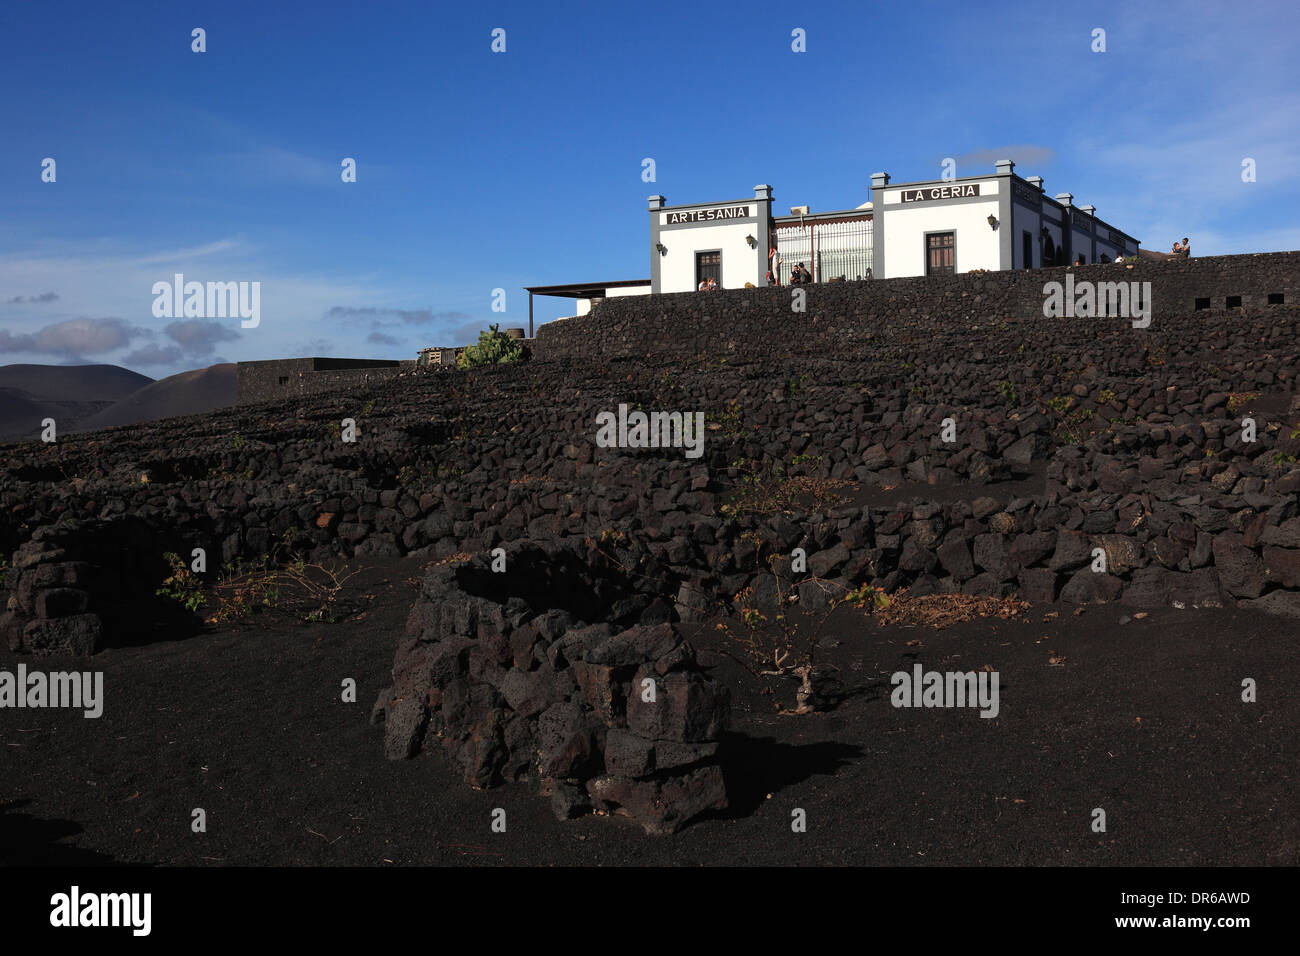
<box><xmin>236</xmin><ymin>356</ymin><xmax>408</xmax><ymax>405</ymax></box>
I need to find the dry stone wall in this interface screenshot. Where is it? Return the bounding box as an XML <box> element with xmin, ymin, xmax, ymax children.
<box><xmin>373</xmin><ymin>538</ymin><xmax>729</xmax><ymax>834</ymax></box>
<box><xmin>535</xmin><ymin>253</ymin><xmax>1298</xmax><ymax>363</ymax></box>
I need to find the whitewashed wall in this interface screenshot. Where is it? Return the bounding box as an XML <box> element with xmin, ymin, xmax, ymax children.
<box><xmin>879</xmin><ymin>180</ymin><xmax>1002</xmax><ymax>278</ymax></box>
<box><xmin>658</xmin><ymin>220</ymin><xmax>761</xmax><ymax>292</ymax></box>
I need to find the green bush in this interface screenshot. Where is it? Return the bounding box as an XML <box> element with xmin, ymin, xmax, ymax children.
<box><xmin>456</xmin><ymin>324</ymin><xmax>526</xmax><ymax>368</ymax></box>
<box><xmin>156</xmin><ymin>552</ymin><xmax>206</xmax><ymax>613</ymax></box>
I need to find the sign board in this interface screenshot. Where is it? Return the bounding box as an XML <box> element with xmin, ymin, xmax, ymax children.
<box><xmin>663</xmin><ymin>205</ymin><xmax>752</xmax><ymax>225</ymax></box>
<box><xmin>899</xmin><ymin>184</ymin><xmax>981</xmax><ymax>203</ymax></box>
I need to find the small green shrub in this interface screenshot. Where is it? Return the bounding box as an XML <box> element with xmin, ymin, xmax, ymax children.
<box><xmin>156</xmin><ymin>552</ymin><xmax>206</xmax><ymax>613</ymax></box>
<box><xmin>456</xmin><ymin>324</ymin><xmax>527</xmax><ymax>368</ymax></box>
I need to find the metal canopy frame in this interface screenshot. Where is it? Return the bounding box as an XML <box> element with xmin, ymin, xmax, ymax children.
<box><xmin>522</xmin><ymin>280</ymin><xmax>650</xmax><ymax>336</ymax></box>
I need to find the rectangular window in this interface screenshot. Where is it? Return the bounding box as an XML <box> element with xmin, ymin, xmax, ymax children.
<box><xmin>1022</xmin><ymin>231</ymin><xmax>1033</xmax><ymax>269</ymax></box>
<box><xmin>926</xmin><ymin>232</ymin><xmax>955</xmax><ymax>276</ymax></box>
<box><xmin>695</xmin><ymin>251</ymin><xmax>721</xmax><ymax>289</ymax></box>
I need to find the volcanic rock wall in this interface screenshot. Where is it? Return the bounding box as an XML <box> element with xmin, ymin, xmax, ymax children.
<box><xmin>373</xmin><ymin>538</ymin><xmax>729</xmax><ymax>834</ymax></box>
<box><xmin>2</xmin><ymin>516</ymin><xmax>200</xmax><ymax>654</ymax></box>
<box><xmin>534</xmin><ymin>253</ymin><xmax>1298</xmax><ymax>362</ymax></box>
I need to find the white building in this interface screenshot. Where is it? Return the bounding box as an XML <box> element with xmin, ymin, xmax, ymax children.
<box><xmin>529</xmin><ymin>159</ymin><xmax>1141</xmax><ymax>313</ymax></box>
<box><xmin>869</xmin><ymin>160</ymin><xmax>1138</xmax><ymax>280</ymax></box>
<box><xmin>650</xmin><ymin>159</ymin><xmax>1138</xmax><ymax>291</ymax></box>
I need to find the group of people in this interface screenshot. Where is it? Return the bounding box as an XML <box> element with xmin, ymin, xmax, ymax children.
<box><xmin>697</xmin><ymin>275</ymin><xmax>718</xmax><ymax>291</ymax></box>
<box><xmin>762</xmin><ymin>245</ymin><xmax>871</xmax><ymax>285</ymax></box>
<box><xmin>765</xmin><ymin>246</ymin><xmax>816</xmax><ymax>285</ymax></box>
<box><xmin>1171</xmin><ymin>237</ymin><xmax>1192</xmax><ymax>257</ymax></box>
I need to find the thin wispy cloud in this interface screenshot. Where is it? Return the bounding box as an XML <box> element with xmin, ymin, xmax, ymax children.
<box><xmin>953</xmin><ymin>146</ymin><xmax>1055</xmax><ymax>170</ymax></box>
<box><xmin>224</xmin><ymin>146</ymin><xmax>341</xmax><ymax>187</ymax></box>
<box><xmin>326</xmin><ymin>306</ymin><xmax>470</xmax><ymax>327</ymax></box>
<box><xmin>128</xmin><ymin>239</ymin><xmax>246</xmax><ymax>267</ymax></box>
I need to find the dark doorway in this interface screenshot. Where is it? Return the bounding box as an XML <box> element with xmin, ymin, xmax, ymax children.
<box><xmin>1022</xmin><ymin>231</ymin><xmax>1033</xmax><ymax>269</ymax></box>
<box><xmin>925</xmin><ymin>232</ymin><xmax>955</xmax><ymax>276</ymax></box>
<box><xmin>695</xmin><ymin>251</ymin><xmax>721</xmax><ymax>289</ymax></box>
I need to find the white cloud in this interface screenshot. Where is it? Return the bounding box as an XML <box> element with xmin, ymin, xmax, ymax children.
<box><xmin>0</xmin><ymin>240</ymin><xmax>386</xmax><ymax>372</ymax></box>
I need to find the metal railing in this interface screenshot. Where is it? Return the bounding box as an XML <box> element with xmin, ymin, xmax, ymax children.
<box><xmin>773</xmin><ymin>216</ymin><xmax>873</xmax><ymax>283</ymax></box>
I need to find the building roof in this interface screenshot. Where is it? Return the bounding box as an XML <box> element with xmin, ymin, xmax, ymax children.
<box><xmin>773</xmin><ymin>206</ymin><xmax>873</xmax><ymax>223</ymax></box>
<box><xmin>524</xmin><ymin>280</ymin><xmax>651</xmax><ymax>299</ymax></box>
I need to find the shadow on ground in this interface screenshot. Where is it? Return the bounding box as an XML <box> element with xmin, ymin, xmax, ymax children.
<box><xmin>0</xmin><ymin>800</ymin><xmax>125</xmax><ymax>866</ymax></box>
<box><xmin>716</xmin><ymin>735</ymin><xmax>865</xmax><ymax>818</ymax></box>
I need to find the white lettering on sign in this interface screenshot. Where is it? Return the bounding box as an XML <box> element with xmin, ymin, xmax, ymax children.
<box><xmin>663</xmin><ymin>205</ymin><xmax>751</xmax><ymax>224</ymax></box>
<box><xmin>899</xmin><ymin>184</ymin><xmax>982</xmax><ymax>203</ymax></box>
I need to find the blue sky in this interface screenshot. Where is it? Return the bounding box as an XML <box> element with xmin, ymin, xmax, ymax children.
<box><xmin>2</xmin><ymin>0</ymin><xmax>1296</xmax><ymax>376</ymax></box>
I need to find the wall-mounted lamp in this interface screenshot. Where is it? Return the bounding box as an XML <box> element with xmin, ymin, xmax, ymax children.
<box><xmin>655</xmin><ymin>242</ymin><xmax>667</xmax><ymax>255</ymax></box>
<box><xmin>987</xmin><ymin>214</ymin><xmax>998</xmax><ymax>229</ymax></box>
<box><xmin>745</xmin><ymin>234</ymin><xmax>756</xmax><ymax>248</ymax></box>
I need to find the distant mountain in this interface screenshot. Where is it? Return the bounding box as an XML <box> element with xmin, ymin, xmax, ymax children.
<box><xmin>0</xmin><ymin>363</ymin><xmax>154</xmax><ymax>440</ymax></box>
<box><xmin>0</xmin><ymin>387</ymin><xmax>116</xmax><ymax>441</ymax></box>
<box><xmin>0</xmin><ymin>363</ymin><xmax>237</xmax><ymax>440</ymax></box>
<box><xmin>74</xmin><ymin>364</ymin><xmax>237</xmax><ymax>432</ymax></box>
<box><xmin>0</xmin><ymin>364</ymin><xmax>153</xmax><ymax>403</ymax></box>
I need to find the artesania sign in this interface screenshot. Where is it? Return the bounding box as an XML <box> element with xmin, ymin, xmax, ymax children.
<box><xmin>663</xmin><ymin>205</ymin><xmax>751</xmax><ymax>224</ymax></box>
<box><xmin>899</xmin><ymin>184</ymin><xmax>982</xmax><ymax>203</ymax></box>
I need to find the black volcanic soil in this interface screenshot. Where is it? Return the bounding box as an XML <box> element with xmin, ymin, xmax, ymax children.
<box><xmin>2</xmin><ymin>554</ymin><xmax>1295</xmax><ymax>867</ymax></box>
